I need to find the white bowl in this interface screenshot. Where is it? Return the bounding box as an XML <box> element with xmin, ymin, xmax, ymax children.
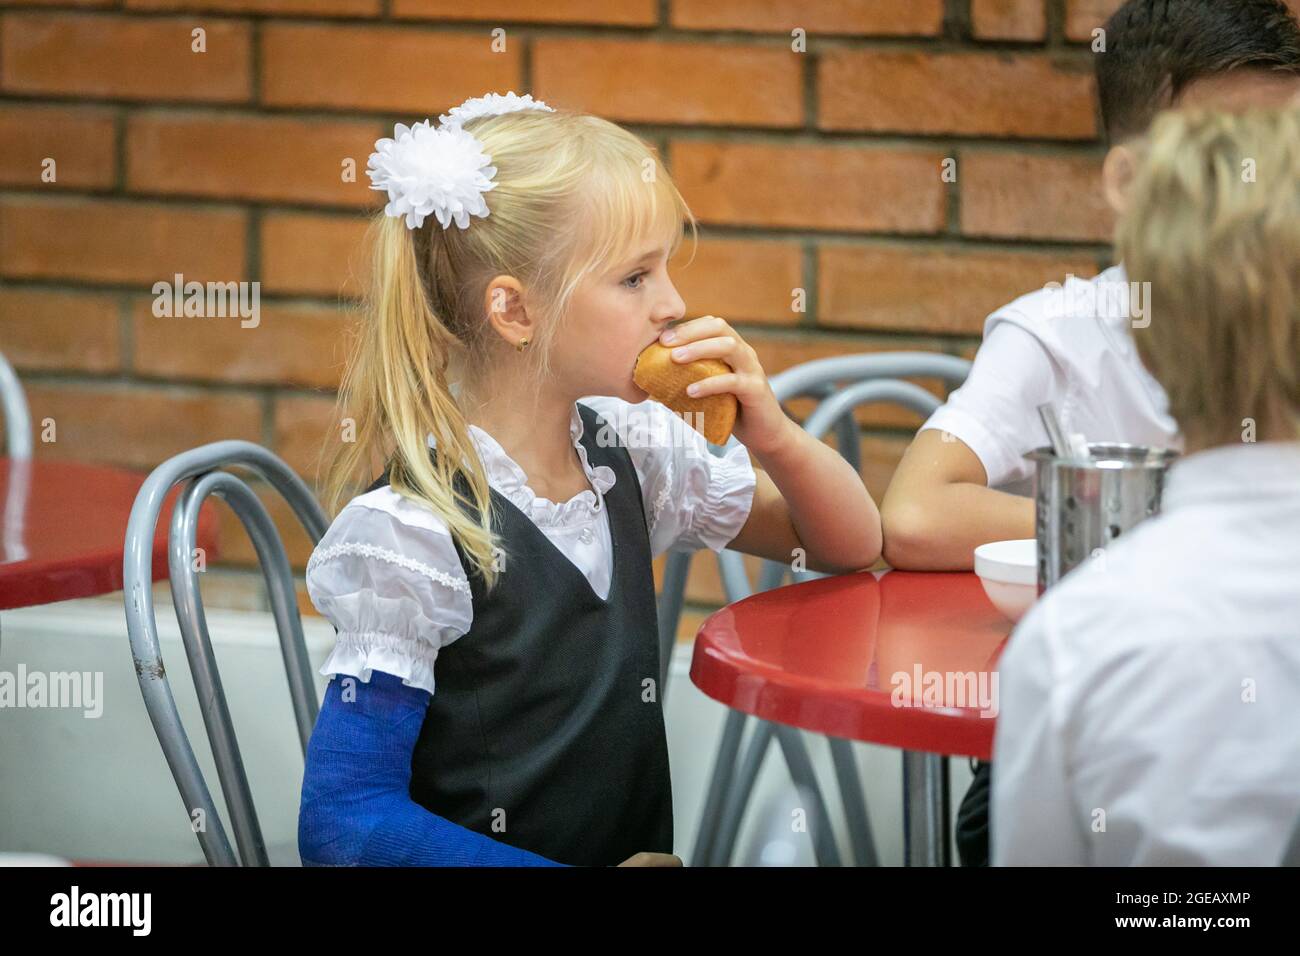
<box><xmin>974</xmin><ymin>539</ymin><xmax>1038</xmax><ymax>623</ymax></box>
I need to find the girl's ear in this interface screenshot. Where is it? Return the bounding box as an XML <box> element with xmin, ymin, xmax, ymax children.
<box><xmin>1102</xmin><ymin>143</ymin><xmax>1138</xmax><ymax>216</ymax></box>
<box><xmin>482</xmin><ymin>275</ymin><xmax>534</xmax><ymax>347</ymax></box>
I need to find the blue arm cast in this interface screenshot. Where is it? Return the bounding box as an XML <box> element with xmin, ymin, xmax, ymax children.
<box><xmin>298</xmin><ymin>669</ymin><xmax>565</xmax><ymax>867</ymax></box>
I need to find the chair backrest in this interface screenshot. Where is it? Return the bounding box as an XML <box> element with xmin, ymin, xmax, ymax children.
<box><xmin>123</xmin><ymin>440</ymin><xmax>330</xmax><ymax>866</ymax></box>
<box><xmin>719</xmin><ymin>351</ymin><xmax>971</xmax><ymax>598</ymax></box>
<box><xmin>0</xmin><ymin>350</ymin><xmax>32</xmax><ymax>460</ymax></box>
<box><xmin>657</xmin><ymin>351</ymin><xmax>971</xmax><ymax>690</ymax></box>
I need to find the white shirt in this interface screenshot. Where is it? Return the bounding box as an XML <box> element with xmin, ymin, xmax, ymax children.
<box><xmin>306</xmin><ymin>395</ymin><xmax>757</xmax><ymax>696</ymax></box>
<box><xmin>992</xmin><ymin>441</ymin><xmax>1300</xmax><ymax>866</ymax></box>
<box><xmin>921</xmin><ymin>265</ymin><xmax>1182</xmax><ymax>494</ymax></box>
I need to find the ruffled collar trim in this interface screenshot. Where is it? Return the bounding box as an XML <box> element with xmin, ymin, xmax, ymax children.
<box><xmin>426</xmin><ymin>402</ymin><xmax>616</xmax><ymax>529</ymax></box>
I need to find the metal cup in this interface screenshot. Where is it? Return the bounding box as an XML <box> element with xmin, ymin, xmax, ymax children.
<box><xmin>1026</xmin><ymin>443</ymin><xmax>1179</xmax><ymax>593</ymax></box>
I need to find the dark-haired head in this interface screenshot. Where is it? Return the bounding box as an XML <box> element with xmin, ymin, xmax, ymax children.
<box><xmin>1098</xmin><ymin>0</ymin><xmax>1300</xmax><ymax>144</ymax></box>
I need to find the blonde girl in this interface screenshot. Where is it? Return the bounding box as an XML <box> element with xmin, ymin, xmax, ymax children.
<box><xmin>298</xmin><ymin>93</ymin><xmax>881</xmax><ymax>867</ymax></box>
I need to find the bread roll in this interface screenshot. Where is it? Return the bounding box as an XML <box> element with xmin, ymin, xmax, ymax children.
<box><xmin>633</xmin><ymin>342</ymin><xmax>738</xmax><ymax>445</ymax></box>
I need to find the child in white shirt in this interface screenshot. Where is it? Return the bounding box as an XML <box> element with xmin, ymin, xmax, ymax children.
<box><xmin>994</xmin><ymin>105</ymin><xmax>1300</xmax><ymax>865</ymax></box>
<box><xmin>882</xmin><ymin>0</ymin><xmax>1300</xmax><ymax>572</ymax></box>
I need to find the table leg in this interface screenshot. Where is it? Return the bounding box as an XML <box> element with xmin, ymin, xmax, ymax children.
<box><xmin>902</xmin><ymin>751</ymin><xmax>951</xmax><ymax>866</ymax></box>
<box><xmin>773</xmin><ymin>724</ymin><xmax>841</xmax><ymax>867</ymax></box>
<box><xmin>829</xmin><ymin>736</ymin><xmax>878</xmax><ymax>866</ymax></box>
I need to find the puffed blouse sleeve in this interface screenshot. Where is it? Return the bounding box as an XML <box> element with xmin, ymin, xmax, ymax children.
<box><xmin>581</xmin><ymin>395</ymin><xmax>758</xmax><ymax>558</ymax></box>
<box><xmin>305</xmin><ymin>489</ymin><xmax>473</xmax><ymax>697</ymax></box>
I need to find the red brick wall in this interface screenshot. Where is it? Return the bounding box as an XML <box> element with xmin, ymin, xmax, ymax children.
<box><xmin>0</xmin><ymin>0</ymin><xmax>1294</xmax><ymax>617</ymax></box>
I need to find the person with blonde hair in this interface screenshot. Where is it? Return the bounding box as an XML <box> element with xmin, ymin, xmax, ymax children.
<box><xmin>993</xmin><ymin>106</ymin><xmax>1300</xmax><ymax>865</ymax></box>
<box><xmin>297</xmin><ymin>93</ymin><xmax>882</xmax><ymax>867</ymax></box>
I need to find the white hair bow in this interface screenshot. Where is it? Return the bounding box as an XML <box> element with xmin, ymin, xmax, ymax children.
<box><xmin>367</xmin><ymin>92</ymin><xmax>554</xmax><ymax>231</ymax></box>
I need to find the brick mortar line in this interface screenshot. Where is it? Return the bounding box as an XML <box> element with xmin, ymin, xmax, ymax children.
<box><xmin>0</xmin><ymin>213</ymin><xmax>1111</xmax><ymax>251</ymax></box>
<box><xmin>520</xmin><ymin>24</ymin><xmax>533</xmax><ymax>93</ymax></box>
<box><xmin>0</xmin><ymin>316</ymin><xmax>1013</xmax><ymax>361</ymax></box>
<box><xmin>798</xmin><ymin>243</ymin><xmax>816</xmax><ymax>332</ymax></box>
<box><xmin>801</xmin><ymin>38</ymin><xmax>818</xmax><ymax>131</ymax></box>
<box><xmin>0</xmin><ymin>7</ymin><xmax>1099</xmax><ymax>50</ymax></box>
<box><xmin>250</xmin><ymin>16</ymin><xmax>263</xmax><ymax>106</ymax></box>
<box><xmin>260</xmin><ymin>385</ymin><xmax>277</xmax><ymax>452</ymax></box>
<box><xmin>112</xmin><ymin>105</ymin><xmax>128</xmax><ymax>192</ymax></box>
<box><xmin>945</xmin><ymin>139</ymin><xmax>961</xmax><ymax>237</ymax></box>
<box><xmin>0</xmin><ymin>248</ymin><xmax>1115</xmax><ymax>295</ymax></box>
<box><xmin>1047</xmin><ymin>0</ymin><xmax>1068</xmax><ymax>48</ymax></box>
<box><xmin>0</xmin><ymin>96</ymin><xmax>1106</xmax><ymax>152</ymax></box>
<box><xmin>0</xmin><ymin>200</ymin><xmax>1113</xmax><ymax>256</ymax></box>
<box><xmin>15</xmin><ymin>369</ymin><xmax>307</xmax><ymax>397</ymax></box>
<box><xmin>118</xmin><ymin>292</ymin><xmax>134</xmax><ymax>376</ymax></box>
<box><xmin>947</xmin><ymin>0</ymin><xmax>973</xmax><ymax>42</ymax></box>
<box><xmin>246</xmin><ymin>203</ymin><xmax>263</xmax><ymax>287</ymax></box>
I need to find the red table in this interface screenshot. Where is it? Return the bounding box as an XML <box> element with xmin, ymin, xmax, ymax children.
<box><xmin>0</xmin><ymin>458</ymin><xmax>220</xmax><ymax>610</ymax></box>
<box><xmin>690</xmin><ymin>569</ymin><xmax>1013</xmax><ymax>865</ymax></box>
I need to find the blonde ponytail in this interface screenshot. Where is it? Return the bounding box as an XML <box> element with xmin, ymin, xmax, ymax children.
<box><xmin>320</xmin><ymin>212</ymin><xmax>501</xmax><ymax>589</ymax></box>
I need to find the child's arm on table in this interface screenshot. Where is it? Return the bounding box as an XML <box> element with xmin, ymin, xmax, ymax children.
<box><xmin>299</xmin><ymin>670</ymin><xmax>564</xmax><ymax>867</ymax></box>
<box><xmin>660</xmin><ymin>317</ymin><xmax>881</xmax><ymax>573</ymax></box>
<box><xmin>879</xmin><ymin>429</ymin><xmax>1034</xmax><ymax>571</ymax></box>
<box><xmin>879</xmin><ymin>320</ymin><xmax>1054</xmax><ymax>570</ymax></box>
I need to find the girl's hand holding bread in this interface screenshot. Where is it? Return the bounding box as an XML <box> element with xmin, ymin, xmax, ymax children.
<box><xmin>634</xmin><ymin>315</ymin><xmax>796</xmax><ymax>456</ymax></box>
<box><xmin>636</xmin><ymin>314</ymin><xmax>883</xmax><ymax>574</ymax></box>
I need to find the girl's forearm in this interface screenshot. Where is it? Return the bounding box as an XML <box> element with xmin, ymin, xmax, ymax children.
<box><xmin>753</xmin><ymin>419</ymin><xmax>883</xmax><ymax>572</ymax></box>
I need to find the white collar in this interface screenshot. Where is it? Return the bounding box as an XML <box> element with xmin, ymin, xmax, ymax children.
<box><xmin>1162</xmin><ymin>441</ymin><xmax>1300</xmax><ymax>513</ymax></box>
<box><xmin>424</xmin><ymin>402</ymin><xmax>617</xmax><ymax>527</ymax></box>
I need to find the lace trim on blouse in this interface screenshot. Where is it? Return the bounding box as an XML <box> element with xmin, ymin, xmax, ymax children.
<box><xmin>307</xmin><ymin>541</ymin><xmax>472</xmax><ymax>595</ymax></box>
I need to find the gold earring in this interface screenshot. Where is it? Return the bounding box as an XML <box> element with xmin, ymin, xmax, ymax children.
<box><xmin>516</xmin><ymin>337</ymin><xmax>530</xmax><ymax>352</ymax></box>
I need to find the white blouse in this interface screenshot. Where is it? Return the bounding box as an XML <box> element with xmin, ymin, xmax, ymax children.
<box><xmin>921</xmin><ymin>264</ymin><xmax>1182</xmax><ymax>496</ymax></box>
<box><xmin>306</xmin><ymin>395</ymin><xmax>758</xmax><ymax>696</ymax></box>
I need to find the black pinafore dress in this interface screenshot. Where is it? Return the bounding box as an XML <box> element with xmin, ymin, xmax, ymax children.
<box><xmin>364</xmin><ymin>401</ymin><xmax>674</xmax><ymax>866</ymax></box>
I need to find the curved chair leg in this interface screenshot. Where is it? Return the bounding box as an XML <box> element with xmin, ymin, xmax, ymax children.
<box><xmin>709</xmin><ymin>721</ymin><xmax>842</xmax><ymax>867</ymax></box>
<box><xmin>172</xmin><ymin>471</ymin><xmax>316</xmax><ymax>866</ymax></box>
<box><xmin>772</xmin><ymin>725</ymin><xmax>842</xmax><ymax>867</ymax></box>
<box><xmin>709</xmin><ymin>719</ymin><xmax>774</xmax><ymax>866</ymax></box>
<box><xmin>169</xmin><ymin>476</ymin><xmax>269</xmax><ymax>865</ymax></box>
<box><xmin>690</xmin><ymin>708</ymin><xmax>747</xmax><ymax>866</ymax></box>
<box><xmin>716</xmin><ymin>548</ymin><xmax>754</xmax><ymax>603</ymax></box>
<box><xmin>703</xmin><ymin>727</ymin><xmax>879</xmax><ymax>867</ymax></box>
<box><xmin>829</xmin><ymin>737</ymin><xmax>878</xmax><ymax>866</ymax></box>
<box><xmin>758</xmin><ymin>559</ymin><xmax>787</xmax><ymax>593</ymax></box>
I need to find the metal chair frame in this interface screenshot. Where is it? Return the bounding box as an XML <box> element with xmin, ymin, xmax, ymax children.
<box><xmin>123</xmin><ymin>440</ymin><xmax>329</xmax><ymax>866</ymax></box>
